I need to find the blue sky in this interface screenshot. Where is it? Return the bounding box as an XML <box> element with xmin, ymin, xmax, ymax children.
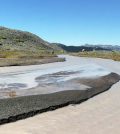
<box><xmin>0</xmin><ymin>0</ymin><xmax>120</xmax><ymax>46</ymax></box>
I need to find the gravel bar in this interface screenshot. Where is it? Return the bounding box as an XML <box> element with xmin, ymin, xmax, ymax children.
<box><xmin>0</xmin><ymin>73</ymin><xmax>120</xmax><ymax>125</ymax></box>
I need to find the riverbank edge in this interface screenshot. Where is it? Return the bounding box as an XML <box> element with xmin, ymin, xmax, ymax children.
<box><xmin>0</xmin><ymin>57</ymin><xmax>66</xmax><ymax>67</ymax></box>
<box><xmin>0</xmin><ymin>73</ymin><xmax>120</xmax><ymax>125</ymax></box>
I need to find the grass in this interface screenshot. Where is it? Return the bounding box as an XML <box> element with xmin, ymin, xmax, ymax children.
<box><xmin>0</xmin><ymin>50</ymin><xmax>56</xmax><ymax>59</ymax></box>
<box><xmin>72</xmin><ymin>51</ymin><xmax>120</xmax><ymax>61</ymax></box>
<box><xmin>0</xmin><ymin>50</ymin><xmax>66</xmax><ymax>66</ymax></box>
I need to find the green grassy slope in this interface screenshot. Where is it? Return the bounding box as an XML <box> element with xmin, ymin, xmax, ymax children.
<box><xmin>0</xmin><ymin>26</ymin><xmax>54</xmax><ymax>58</ymax></box>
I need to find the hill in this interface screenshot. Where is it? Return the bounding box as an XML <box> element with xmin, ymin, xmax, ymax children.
<box><xmin>0</xmin><ymin>26</ymin><xmax>54</xmax><ymax>58</ymax></box>
<box><xmin>0</xmin><ymin>27</ymin><xmax>66</xmax><ymax>66</ymax></box>
<box><xmin>50</xmin><ymin>43</ymin><xmax>65</xmax><ymax>53</ymax></box>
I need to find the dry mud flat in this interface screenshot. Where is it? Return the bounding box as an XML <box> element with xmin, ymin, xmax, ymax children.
<box><xmin>0</xmin><ymin>72</ymin><xmax>119</xmax><ymax>125</ymax></box>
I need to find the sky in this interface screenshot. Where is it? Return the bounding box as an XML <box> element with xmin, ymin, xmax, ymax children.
<box><xmin>0</xmin><ymin>0</ymin><xmax>120</xmax><ymax>46</ymax></box>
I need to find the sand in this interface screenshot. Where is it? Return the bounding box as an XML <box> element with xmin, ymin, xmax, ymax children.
<box><xmin>0</xmin><ymin>55</ymin><xmax>120</xmax><ymax>134</ymax></box>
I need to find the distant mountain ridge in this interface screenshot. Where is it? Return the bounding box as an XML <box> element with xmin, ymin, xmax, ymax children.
<box><xmin>84</xmin><ymin>44</ymin><xmax>120</xmax><ymax>51</ymax></box>
<box><xmin>51</xmin><ymin>43</ymin><xmax>112</xmax><ymax>52</ymax></box>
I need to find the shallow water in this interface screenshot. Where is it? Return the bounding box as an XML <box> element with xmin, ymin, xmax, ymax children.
<box><xmin>0</xmin><ymin>55</ymin><xmax>110</xmax><ymax>90</ymax></box>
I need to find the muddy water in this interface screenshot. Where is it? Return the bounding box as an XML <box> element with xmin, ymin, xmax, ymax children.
<box><xmin>0</xmin><ymin>55</ymin><xmax>111</xmax><ymax>98</ymax></box>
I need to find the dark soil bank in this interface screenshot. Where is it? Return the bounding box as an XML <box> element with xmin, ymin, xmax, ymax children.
<box><xmin>0</xmin><ymin>73</ymin><xmax>120</xmax><ymax>125</ymax></box>
<box><xmin>0</xmin><ymin>57</ymin><xmax>65</xmax><ymax>67</ymax></box>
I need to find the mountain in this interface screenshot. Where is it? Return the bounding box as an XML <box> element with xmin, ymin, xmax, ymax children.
<box><xmin>84</xmin><ymin>44</ymin><xmax>120</xmax><ymax>51</ymax></box>
<box><xmin>1</xmin><ymin>26</ymin><xmax>119</xmax><ymax>56</ymax></box>
<box><xmin>0</xmin><ymin>26</ymin><xmax>53</xmax><ymax>53</ymax></box>
<box><xmin>51</xmin><ymin>43</ymin><xmax>110</xmax><ymax>52</ymax></box>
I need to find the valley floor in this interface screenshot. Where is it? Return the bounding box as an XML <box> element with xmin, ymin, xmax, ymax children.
<box><xmin>0</xmin><ymin>55</ymin><xmax>120</xmax><ymax>134</ymax></box>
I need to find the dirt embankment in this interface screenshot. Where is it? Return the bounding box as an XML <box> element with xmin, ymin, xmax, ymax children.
<box><xmin>0</xmin><ymin>73</ymin><xmax>119</xmax><ymax>125</ymax></box>
<box><xmin>0</xmin><ymin>57</ymin><xmax>65</xmax><ymax>67</ymax></box>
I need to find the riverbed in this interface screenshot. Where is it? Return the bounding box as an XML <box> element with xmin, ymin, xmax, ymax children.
<box><xmin>0</xmin><ymin>55</ymin><xmax>120</xmax><ymax>133</ymax></box>
<box><xmin>0</xmin><ymin>55</ymin><xmax>114</xmax><ymax>98</ymax></box>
